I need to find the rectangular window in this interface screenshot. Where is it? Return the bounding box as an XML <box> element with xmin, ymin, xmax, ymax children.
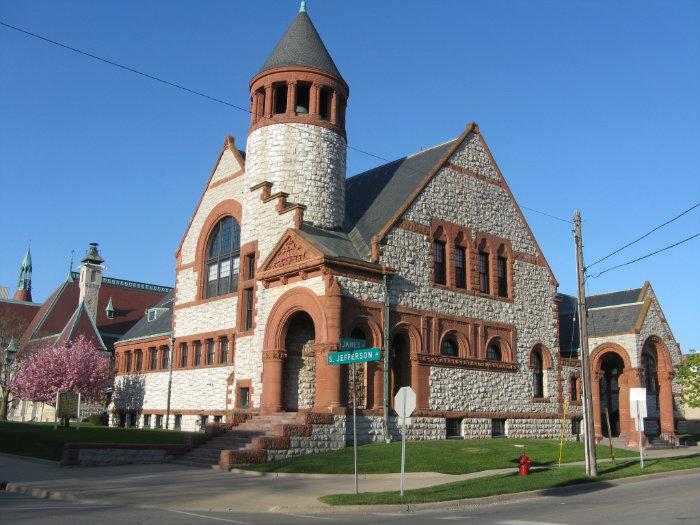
<box><xmin>143</xmin><ymin>414</ymin><xmax>151</xmax><ymax>428</ymax></box>
<box><xmin>220</xmin><ymin>337</ymin><xmax>229</xmax><ymax>364</ymax></box>
<box><xmin>206</xmin><ymin>339</ymin><xmax>215</xmax><ymax>365</ymax></box>
<box><xmin>497</xmin><ymin>256</ymin><xmax>508</xmax><ymax>297</ymax></box>
<box><xmin>174</xmin><ymin>414</ymin><xmax>182</xmax><ymax>431</ymax></box>
<box><xmin>296</xmin><ymin>82</ymin><xmax>311</xmax><ymax>113</ymax></box>
<box><xmin>478</xmin><ymin>252</ymin><xmax>490</xmax><ymax>294</ymax></box>
<box><xmin>161</xmin><ymin>346</ymin><xmax>169</xmax><ymax>369</ymax></box>
<box><xmin>433</xmin><ymin>241</ymin><xmax>446</xmax><ymax>285</ymax></box>
<box><xmin>219</xmin><ymin>259</ymin><xmax>231</xmax><ymax>295</ymax></box>
<box><xmin>207</xmin><ymin>263</ymin><xmax>218</xmax><ymax>297</ymax></box>
<box><xmin>194</xmin><ymin>341</ymin><xmax>202</xmax><ymax>367</ymax></box>
<box><xmin>155</xmin><ymin>414</ymin><xmax>163</xmax><ymax>429</ymax></box>
<box><xmin>118</xmin><ymin>413</ymin><xmax>126</xmax><ymax>428</ymax></box>
<box><xmin>149</xmin><ymin>347</ymin><xmax>158</xmax><ymax>370</ymax></box>
<box><xmin>199</xmin><ymin>415</ymin><xmax>209</xmax><ymax>431</ymax></box>
<box><xmin>571</xmin><ymin>377</ymin><xmax>579</xmax><ymax>401</ymax></box>
<box><xmin>244</xmin><ymin>288</ymin><xmax>254</xmax><ymax>331</ymax></box>
<box><xmin>446</xmin><ymin>418</ymin><xmax>462</xmax><ymax>439</ymax></box>
<box><xmin>455</xmin><ymin>246</ymin><xmax>467</xmax><ymax>289</ymax></box>
<box><xmin>179</xmin><ymin>343</ymin><xmax>188</xmax><ymax>368</ymax></box>
<box><xmin>239</xmin><ymin>387</ymin><xmax>250</xmax><ymax>409</ymax></box>
<box><xmin>319</xmin><ymin>87</ymin><xmax>331</xmax><ymax>120</ymax></box>
<box><xmin>246</xmin><ymin>253</ymin><xmax>255</xmax><ymax>280</ymax></box>
<box><xmin>491</xmin><ymin>418</ymin><xmax>506</xmax><ymax>437</ymax></box>
<box><xmin>571</xmin><ymin>419</ymin><xmax>581</xmax><ymax>435</ymax></box>
<box><xmin>125</xmin><ymin>352</ymin><xmax>132</xmax><ymax>373</ymax></box>
<box><xmin>135</xmin><ymin>350</ymin><xmax>143</xmax><ymax>372</ymax></box>
<box><xmin>214</xmin><ymin>415</ymin><xmax>222</xmax><ymax>423</ymax></box>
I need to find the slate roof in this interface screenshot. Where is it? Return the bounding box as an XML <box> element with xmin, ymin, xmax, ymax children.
<box><xmin>259</xmin><ymin>11</ymin><xmax>343</xmax><ymax>80</ymax></box>
<box><xmin>118</xmin><ymin>291</ymin><xmax>173</xmax><ymax>344</ymax></box>
<box><xmin>18</xmin><ymin>274</ymin><xmax>170</xmax><ymax>355</ymax></box>
<box><xmin>558</xmin><ymin>287</ymin><xmax>646</xmax><ymax>356</ymax></box>
<box><xmin>298</xmin><ymin>223</ymin><xmax>363</xmax><ymax>260</ymax></box>
<box><xmin>343</xmin><ymin>140</ymin><xmax>457</xmax><ymax>258</ymax></box>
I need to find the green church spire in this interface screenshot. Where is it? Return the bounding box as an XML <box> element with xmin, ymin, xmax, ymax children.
<box><xmin>16</xmin><ymin>245</ymin><xmax>32</xmax><ymax>292</ymax></box>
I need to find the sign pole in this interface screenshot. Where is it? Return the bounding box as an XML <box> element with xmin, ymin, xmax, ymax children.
<box><xmin>604</xmin><ymin>407</ymin><xmax>615</xmax><ymax>464</ymax></box>
<box><xmin>558</xmin><ymin>398</ymin><xmax>568</xmax><ymax>468</ymax></box>
<box><xmin>638</xmin><ymin>404</ymin><xmax>644</xmax><ymax>469</ymax></box>
<box><xmin>77</xmin><ymin>393</ymin><xmax>81</xmax><ymax>431</ymax></box>
<box><xmin>352</xmin><ymin>361</ymin><xmax>358</xmax><ymax>495</ymax></box>
<box><xmin>53</xmin><ymin>391</ymin><xmax>59</xmax><ymax>431</ymax></box>
<box><xmin>400</xmin><ymin>390</ymin><xmax>405</xmax><ymax>497</ymax></box>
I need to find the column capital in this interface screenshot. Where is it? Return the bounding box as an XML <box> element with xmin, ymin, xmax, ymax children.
<box><xmin>313</xmin><ymin>343</ymin><xmax>339</xmax><ymax>356</ymax></box>
<box><xmin>262</xmin><ymin>348</ymin><xmax>287</xmax><ymax>361</ymax></box>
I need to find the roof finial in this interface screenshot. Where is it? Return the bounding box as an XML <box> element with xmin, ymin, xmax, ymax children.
<box><xmin>68</xmin><ymin>249</ymin><xmax>74</xmax><ymax>277</ymax></box>
<box><xmin>299</xmin><ymin>0</ymin><xmax>306</xmax><ymax>13</ymax></box>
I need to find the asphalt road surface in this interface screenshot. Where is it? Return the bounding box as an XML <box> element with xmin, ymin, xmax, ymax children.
<box><xmin>2</xmin><ymin>470</ymin><xmax>699</xmax><ymax>525</ymax></box>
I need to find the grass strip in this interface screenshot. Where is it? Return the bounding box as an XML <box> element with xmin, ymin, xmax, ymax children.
<box><xmin>245</xmin><ymin>438</ymin><xmax>636</xmax><ymax>475</ymax></box>
<box><xmin>320</xmin><ymin>454</ymin><xmax>700</xmax><ymax>505</ymax></box>
<box><xmin>0</xmin><ymin>421</ymin><xmax>192</xmax><ymax>461</ymax></box>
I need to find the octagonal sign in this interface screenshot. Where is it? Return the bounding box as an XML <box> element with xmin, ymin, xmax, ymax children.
<box><xmin>394</xmin><ymin>386</ymin><xmax>416</xmax><ymax>419</ymax></box>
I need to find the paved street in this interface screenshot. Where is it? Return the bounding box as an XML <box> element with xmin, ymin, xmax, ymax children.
<box><xmin>2</xmin><ymin>469</ymin><xmax>700</xmax><ymax>524</ymax></box>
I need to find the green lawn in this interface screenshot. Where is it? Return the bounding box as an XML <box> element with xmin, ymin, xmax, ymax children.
<box><xmin>245</xmin><ymin>439</ymin><xmax>636</xmax><ymax>475</ymax></box>
<box><xmin>0</xmin><ymin>421</ymin><xmax>193</xmax><ymax>461</ymax></box>
<box><xmin>320</xmin><ymin>454</ymin><xmax>700</xmax><ymax>505</ymax></box>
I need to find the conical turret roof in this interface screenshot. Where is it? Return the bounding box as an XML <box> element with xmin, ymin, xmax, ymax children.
<box><xmin>258</xmin><ymin>8</ymin><xmax>343</xmax><ymax>80</ymax></box>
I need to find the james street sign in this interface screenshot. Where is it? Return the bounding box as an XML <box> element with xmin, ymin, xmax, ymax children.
<box><xmin>329</xmin><ymin>339</ymin><xmax>381</xmax><ymax>365</ymax></box>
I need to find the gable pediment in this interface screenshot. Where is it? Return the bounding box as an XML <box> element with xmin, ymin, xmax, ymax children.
<box><xmin>259</xmin><ymin>230</ymin><xmax>325</xmax><ymax>279</ymax></box>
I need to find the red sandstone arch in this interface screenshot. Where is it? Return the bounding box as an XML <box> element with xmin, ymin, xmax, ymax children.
<box><xmin>263</xmin><ymin>287</ymin><xmax>328</xmax><ymax>350</ymax></box>
<box><xmin>485</xmin><ymin>335</ymin><xmax>513</xmax><ymax>363</ymax></box>
<box><xmin>346</xmin><ymin>316</ymin><xmax>382</xmax><ymax>347</ymax></box>
<box><xmin>192</xmin><ymin>199</ymin><xmax>243</xmax><ymax>300</ymax></box>
<box><xmin>640</xmin><ymin>335</ymin><xmax>675</xmax><ymax>438</ymax></box>
<box><xmin>528</xmin><ymin>343</ymin><xmax>553</xmax><ymax>370</ymax></box>
<box><xmin>439</xmin><ymin>330</ymin><xmax>470</xmax><ymax>358</ymax></box>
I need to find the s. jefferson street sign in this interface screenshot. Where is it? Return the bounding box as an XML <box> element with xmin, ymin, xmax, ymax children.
<box><xmin>328</xmin><ymin>339</ymin><xmax>380</xmax><ymax>365</ymax></box>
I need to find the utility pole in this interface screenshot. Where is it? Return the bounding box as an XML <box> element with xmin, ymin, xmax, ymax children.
<box><xmin>382</xmin><ymin>273</ymin><xmax>392</xmax><ymax>442</ymax></box>
<box><xmin>573</xmin><ymin>211</ymin><xmax>598</xmax><ymax>476</ymax></box>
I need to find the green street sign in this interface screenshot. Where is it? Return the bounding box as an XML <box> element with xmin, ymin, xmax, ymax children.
<box><xmin>328</xmin><ymin>346</ymin><xmax>381</xmax><ymax>365</ymax></box>
<box><xmin>340</xmin><ymin>338</ymin><xmax>367</xmax><ymax>351</ymax></box>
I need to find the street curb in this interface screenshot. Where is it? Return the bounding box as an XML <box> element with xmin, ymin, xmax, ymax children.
<box><xmin>227</xmin><ymin>467</ymin><xmax>519</xmax><ymax>479</ymax></box>
<box><xmin>0</xmin><ymin>452</ymin><xmax>58</xmax><ymax>465</ymax></box>
<box><xmin>300</xmin><ymin>466</ymin><xmax>700</xmax><ymax>514</ymax></box>
<box><xmin>5</xmin><ymin>466</ymin><xmax>700</xmax><ymax>515</ymax></box>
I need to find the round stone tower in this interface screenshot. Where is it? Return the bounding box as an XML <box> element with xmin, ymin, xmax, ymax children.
<box><xmin>245</xmin><ymin>2</ymin><xmax>348</xmax><ymax>230</ymax></box>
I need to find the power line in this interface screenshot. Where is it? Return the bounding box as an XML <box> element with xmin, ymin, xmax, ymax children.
<box><xmin>1</xmin><ymin>19</ymin><xmax>572</xmax><ymax>225</ymax></box>
<box><xmin>587</xmin><ymin>232</ymin><xmax>700</xmax><ymax>279</ymax></box>
<box><xmin>587</xmin><ymin>202</ymin><xmax>700</xmax><ymax>270</ymax></box>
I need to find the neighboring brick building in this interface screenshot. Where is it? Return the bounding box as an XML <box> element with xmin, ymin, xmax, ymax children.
<box><xmin>4</xmin><ymin>243</ymin><xmax>170</xmax><ymax>422</ymax></box>
<box><xmin>110</xmin><ymin>4</ymin><xmax>684</xmax><ymax>454</ymax></box>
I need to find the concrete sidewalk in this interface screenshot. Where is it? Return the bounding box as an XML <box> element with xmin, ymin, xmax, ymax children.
<box><xmin>1</xmin><ymin>447</ymin><xmax>698</xmax><ymax>514</ymax></box>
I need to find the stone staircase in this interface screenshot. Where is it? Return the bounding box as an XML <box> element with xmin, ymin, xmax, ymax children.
<box><xmin>173</xmin><ymin>413</ymin><xmax>300</xmax><ymax>468</ymax></box>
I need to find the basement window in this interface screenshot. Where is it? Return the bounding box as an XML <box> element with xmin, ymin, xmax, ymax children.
<box><xmin>155</xmin><ymin>415</ymin><xmax>163</xmax><ymax>429</ymax></box>
<box><xmin>143</xmin><ymin>414</ymin><xmax>151</xmax><ymax>428</ymax></box>
<box><xmin>446</xmin><ymin>418</ymin><xmax>462</xmax><ymax>439</ymax></box>
<box><xmin>239</xmin><ymin>387</ymin><xmax>250</xmax><ymax>409</ymax></box>
<box><xmin>491</xmin><ymin>418</ymin><xmax>506</xmax><ymax>438</ymax></box>
<box><xmin>174</xmin><ymin>414</ymin><xmax>182</xmax><ymax>430</ymax></box>
<box><xmin>572</xmin><ymin>419</ymin><xmax>581</xmax><ymax>436</ymax></box>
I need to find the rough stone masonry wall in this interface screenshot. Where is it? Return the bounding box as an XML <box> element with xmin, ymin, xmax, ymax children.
<box><xmin>245</xmin><ymin>123</ymin><xmax>346</xmax><ymax>229</ymax></box>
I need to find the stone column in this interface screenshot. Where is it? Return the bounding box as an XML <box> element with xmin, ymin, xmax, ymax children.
<box><xmin>591</xmin><ymin>371</ymin><xmax>603</xmax><ymax>441</ymax></box>
<box><xmin>286</xmin><ymin>81</ymin><xmax>296</xmax><ymax>115</ymax></box>
<box><xmin>658</xmin><ymin>371</ymin><xmax>675</xmax><ymax>436</ymax></box>
<box><xmin>330</xmin><ymin>90</ymin><xmax>338</xmax><ymax>125</ymax></box>
<box><xmin>263</xmin><ymin>84</ymin><xmax>273</xmax><ymax>117</ymax></box>
<box><xmin>261</xmin><ymin>349</ymin><xmax>285</xmax><ymax>414</ymax></box>
<box><xmin>314</xmin><ymin>344</ymin><xmax>341</xmax><ymax>412</ymax></box>
<box><xmin>622</xmin><ymin>368</ymin><xmax>642</xmax><ymax>447</ymax></box>
<box><xmin>370</xmin><ymin>358</ymin><xmax>384</xmax><ymax>410</ymax></box>
<box><xmin>310</xmin><ymin>83</ymin><xmax>321</xmax><ymax>116</ymax></box>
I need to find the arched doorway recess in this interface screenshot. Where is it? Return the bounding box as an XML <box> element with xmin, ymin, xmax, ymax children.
<box><xmin>599</xmin><ymin>352</ymin><xmax>625</xmax><ymax>437</ymax></box>
<box><xmin>282</xmin><ymin>311</ymin><xmax>316</xmax><ymax>411</ymax></box>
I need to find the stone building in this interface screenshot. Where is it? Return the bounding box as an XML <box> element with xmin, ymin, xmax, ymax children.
<box><xmin>110</xmin><ymin>4</ymin><xmax>683</xmax><ymax>460</ymax></box>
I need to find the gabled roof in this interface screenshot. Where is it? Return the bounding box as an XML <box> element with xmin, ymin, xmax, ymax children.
<box><xmin>259</xmin><ymin>10</ymin><xmax>343</xmax><ymax>80</ymax></box>
<box><xmin>117</xmin><ymin>291</ymin><xmax>174</xmax><ymax>344</ymax></box>
<box><xmin>55</xmin><ymin>302</ymin><xmax>107</xmax><ymax>351</ymax></box>
<box><xmin>558</xmin><ymin>285</ymin><xmax>650</xmax><ymax>355</ymax></box>
<box><xmin>344</xmin><ymin>139</ymin><xmax>458</xmax><ymax>258</ymax></box>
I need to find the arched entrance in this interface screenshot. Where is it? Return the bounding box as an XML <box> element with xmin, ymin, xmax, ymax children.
<box><xmin>282</xmin><ymin>311</ymin><xmax>316</xmax><ymax>411</ymax></box>
<box><xmin>599</xmin><ymin>352</ymin><xmax>625</xmax><ymax>438</ymax></box>
<box><xmin>391</xmin><ymin>331</ymin><xmax>411</xmax><ymax>400</ymax></box>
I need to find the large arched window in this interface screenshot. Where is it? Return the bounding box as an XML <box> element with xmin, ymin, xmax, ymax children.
<box><xmin>643</xmin><ymin>351</ymin><xmax>659</xmax><ymax>394</ymax></box>
<box><xmin>531</xmin><ymin>349</ymin><xmax>544</xmax><ymax>398</ymax></box>
<box><xmin>486</xmin><ymin>341</ymin><xmax>501</xmax><ymax>361</ymax></box>
<box><xmin>205</xmin><ymin>217</ymin><xmax>241</xmax><ymax>298</ymax></box>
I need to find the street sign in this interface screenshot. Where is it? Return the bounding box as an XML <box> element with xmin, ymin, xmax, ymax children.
<box><xmin>340</xmin><ymin>338</ymin><xmax>367</xmax><ymax>351</ymax></box>
<box><xmin>629</xmin><ymin>387</ymin><xmax>647</xmax><ymax>468</ymax></box>
<box><xmin>394</xmin><ymin>386</ymin><xmax>416</xmax><ymax>419</ymax></box>
<box><xmin>328</xmin><ymin>347</ymin><xmax>381</xmax><ymax>365</ymax></box>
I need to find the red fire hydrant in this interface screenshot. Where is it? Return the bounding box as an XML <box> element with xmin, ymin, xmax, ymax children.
<box><xmin>518</xmin><ymin>453</ymin><xmax>531</xmax><ymax>476</ymax></box>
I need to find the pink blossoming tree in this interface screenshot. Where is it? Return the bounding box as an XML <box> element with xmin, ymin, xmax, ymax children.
<box><xmin>11</xmin><ymin>335</ymin><xmax>113</xmax><ymax>406</ymax></box>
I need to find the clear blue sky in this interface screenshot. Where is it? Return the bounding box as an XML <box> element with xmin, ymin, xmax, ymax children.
<box><xmin>1</xmin><ymin>1</ymin><xmax>698</xmax><ymax>352</ymax></box>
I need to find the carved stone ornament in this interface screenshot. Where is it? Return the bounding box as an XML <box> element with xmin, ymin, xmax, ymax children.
<box><xmin>268</xmin><ymin>237</ymin><xmax>308</xmax><ymax>271</ymax></box>
<box><xmin>262</xmin><ymin>348</ymin><xmax>287</xmax><ymax>361</ymax></box>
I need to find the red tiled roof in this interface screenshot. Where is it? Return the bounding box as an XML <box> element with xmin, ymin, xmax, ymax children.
<box><xmin>0</xmin><ymin>298</ymin><xmax>41</xmax><ymax>337</ymax></box>
<box><xmin>55</xmin><ymin>304</ymin><xmax>106</xmax><ymax>351</ymax></box>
